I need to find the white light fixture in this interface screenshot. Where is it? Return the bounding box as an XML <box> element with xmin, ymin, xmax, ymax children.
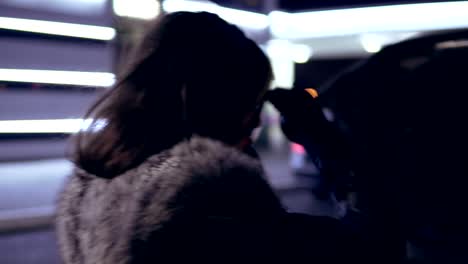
<box><xmin>360</xmin><ymin>32</ymin><xmax>419</xmax><ymax>53</ymax></box>
<box><xmin>0</xmin><ymin>119</ymin><xmax>107</xmax><ymax>134</ymax></box>
<box><xmin>0</xmin><ymin>16</ymin><xmax>116</xmax><ymax>40</ymax></box>
<box><xmin>265</xmin><ymin>40</ymin><xmax>297</xmax><ymax>88</ymax></box>
<box><xmin>270</xmin><ymin>1</ymin><xmax>468</xmax><ymax>39</ymax></box>
<box><xmin>266</xmin><ymin>40</ymin><xmax>312</xmax><ymax>63</ymax></box>
<box><xmin>113</xmin><ymin>0</ymin><xmax>161</xmax><ymax>20</ymax></box>
<box><xmin>360</xmin><ymin>34</ymin><xmax>385</xmax><ymax>53</ymax></box>
<box><xmin>163</xmin><ymin>0</ymin><xmax>269</xmax><ymax>30</ymax></box>
<box><xmin>291</xmin><ymin>44</ymin><xmax>312</xmax><ymax>63</ymax></box>
<box><xmin>0</xmin><ymin>69</ymin><xmax>115</xmax><ymax>87</ymax></box>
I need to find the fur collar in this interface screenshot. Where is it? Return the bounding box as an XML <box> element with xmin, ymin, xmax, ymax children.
<box><xmin>57</xmin><ymin>137</ymin><xmax>283</xmax><ymax>263</ymax></box>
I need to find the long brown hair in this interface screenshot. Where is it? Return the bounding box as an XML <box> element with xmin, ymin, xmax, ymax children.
<box><xmin>75</xmin><ymin>12</ymin><xmax>272</xmax><ymax>178</ymax></box>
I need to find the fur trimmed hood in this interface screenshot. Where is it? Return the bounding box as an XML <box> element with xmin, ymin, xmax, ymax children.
<box><xmin>56</xmin><ymin>137</ymin><xmax>284</xmax><ymax>263</ymax></box>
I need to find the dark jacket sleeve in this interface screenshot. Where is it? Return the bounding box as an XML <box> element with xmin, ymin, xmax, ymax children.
<box><xmin>279</xmin><ymin>213</ymin><xmax>373</xmax><ymax>263</ymax></box>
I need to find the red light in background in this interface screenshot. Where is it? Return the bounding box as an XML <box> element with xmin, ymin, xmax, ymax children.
<box><xmin>291</xmin><ymin>143</ymin><xmax>306</xmax><ymax>155</ymax></box>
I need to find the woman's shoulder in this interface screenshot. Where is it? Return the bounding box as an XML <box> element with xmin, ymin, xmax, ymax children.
<box><xmin>139</xmin><ymin>136</ymin><xmax>280</xmax><ymax>210</ymax></box>
<box><xmin>62</xmin><ymin>137</ymin><xmax>264</xmax><ymax>187</ymax></box>
<box><xmin>56</xmin><ymin>138</ymin><xmax>284</xmax><ymax>262</ymax></box>
<box><xmin>59</xmin><ymin>136</ymin><xmax>278</xmax><ymax>217</ymax></box>
<box><xmin>148</xmin><ymin>136</ymin><xmax>265</xmax><ymax>183</ymax></box>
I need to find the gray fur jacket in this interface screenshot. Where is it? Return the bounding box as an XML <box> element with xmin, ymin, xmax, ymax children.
<box><xmin>57</xmin><ymin>137</ymin><xmax>362</xmax><ymax>263</ymax></box>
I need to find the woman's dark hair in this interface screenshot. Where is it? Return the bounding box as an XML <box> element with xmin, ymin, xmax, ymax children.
<box><xmin>75</xmin><ymin>12</ymin><xmax>272</xmax><ymax>178</ymax></box>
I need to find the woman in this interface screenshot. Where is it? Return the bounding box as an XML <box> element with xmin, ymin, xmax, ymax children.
<box><xmin>57</xmin><ymin>12</ymin><xmax>363</xmax><ymax>263</ymax></box>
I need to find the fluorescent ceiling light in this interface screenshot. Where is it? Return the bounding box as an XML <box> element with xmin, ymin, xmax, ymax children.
<box><xmin>266</xmin><ymin>40</ymin><xmax>312</xmax><ymax>63</ymax></box>
<box><xmin>270</xmin><ymin>1</ymin><xmax>468</xmax><ymax>39</ymax></box>
<box><xmin>113</xmin><ymin>0</ymin><xmax>161</xmax><ymax>20</ymax></box>
<box><xmin>290</xmin><ymin>44</ymin><xmax>312</xmax><ymax>63</ymax></box>
<box><xmin>0</xmin><ymin>69</ymin><xmax>115</xmax><ymax>87</ymax></box>
<box><xmin>360</xmin><ymin>32</ymin><xmax>420</xmax><ymax>53</ymax></box>
<box><xmin>0</xmin><ymin>119</ymin><xmax>107</xmax><ymax>134</ymax></box>
<box><xmin>360</xmin><ymin>34</ymin><xmax>386</xmax><ymax>53</ymax></box>
<box><xmin>163</xmin><ymin>0</ymin><xmax>269</xmax><ymax>30</ymax></box>
<box><xmin>265</xmin><ymin>40</ymin><xmax>296</xmax><ymax>88</ymax></box>
<box><xmin>0</xmin><ymin>16</ymin><xmax>116</xmax><ymax>40</ymax></box>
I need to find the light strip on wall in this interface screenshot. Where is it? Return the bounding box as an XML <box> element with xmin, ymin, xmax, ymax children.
<box><xmin>270</xmin><ymin>1</ymin><xmax>468</xmax><ymax>39</ymax></box>
<box><xmin>0</xmin><ymin>119</ymin><xmax>84</xmax><ymax>134</ymax></box>
<box><xmin>0</xmin><ymin>119</ymin><xmax>106</xmax><ymax>134</ymax></box>
<box><xmin>0</xmin><ymin>16</ymin><xmax>116</xmax><ymax>41</ymax></box>
<box><xmin>163</xmin><ymin>0</ymin><xmax>269</xmax><ymax>30</ymax></box>
<box><xmin>0</xmin><ymin>69</ymin><xmax>115</xmax><ymax>87</ymax></box>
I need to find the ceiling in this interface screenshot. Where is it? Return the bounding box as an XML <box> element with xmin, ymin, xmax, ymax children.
<box><xmin>210</xmin><ymin>0</ymin><xmax>457</xmax><ymax>12</ymax></box>
<box><xmin>276</xmin><ymin>0</ymin><xmax>456</xmax><ymax>11</ymax></box>
<box><xmin>163</xmin><ymin>0</ymin><xmax>468</xmax><ymax>58</ymax></box>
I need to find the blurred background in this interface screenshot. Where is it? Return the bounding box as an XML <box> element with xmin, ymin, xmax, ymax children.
<box><xmin>1</xmin><ymin>0</ymin><xmax>468</xmax><ymax>263</ymax></box>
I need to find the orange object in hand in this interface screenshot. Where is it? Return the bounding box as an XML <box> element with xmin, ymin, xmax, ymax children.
<box><xmin>305</xmin><ymin>88</ymin><xmax>319</xmax><ymax>98</ymax></box>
